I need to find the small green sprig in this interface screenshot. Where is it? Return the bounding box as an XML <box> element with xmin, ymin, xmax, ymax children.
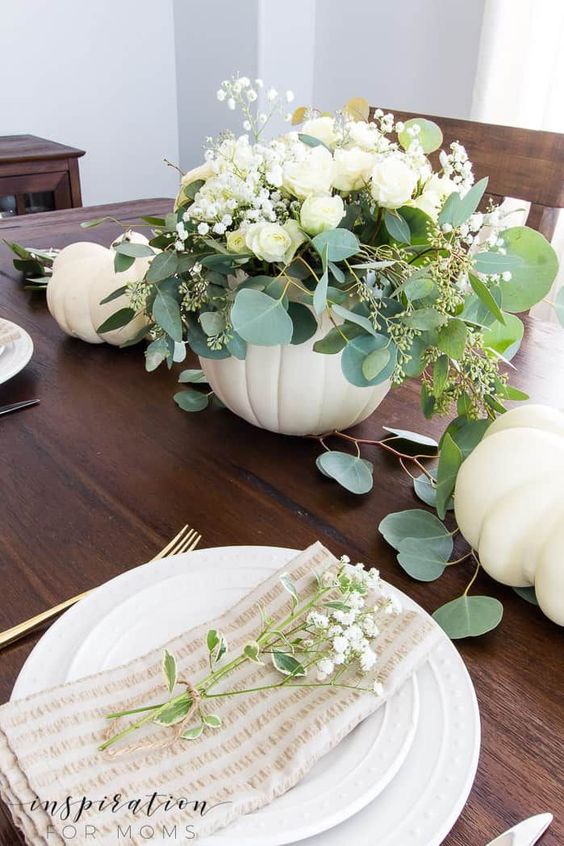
<box><xmin>100</xmin><ymin>558</ymin><xmax>400</xmax><ymax>753</ymax></box>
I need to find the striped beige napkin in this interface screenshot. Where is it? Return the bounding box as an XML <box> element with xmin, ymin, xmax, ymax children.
<box><xmin>0</xmin><ymin>542</ymin><xmax>440</xmax><ymax>845</ymax></box>
<box><xmin>0</xmin><ymin>319</ymin><xmax>20</xmax><ymax>346</ymax></box>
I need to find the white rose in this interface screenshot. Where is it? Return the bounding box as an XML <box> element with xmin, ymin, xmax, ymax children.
<box><xmin>332</xmin><ymin>147</ymin><xmax>375</xmax><ymax>192</ymax></box>
<box><xmin>412</xmin><ymin>174</ymin><xmax>459</xmax><ymax>219</ymax></box>
<box><xmin>283</xmin><ymin>145</ymin><xmax>335</xmax><ymax>199</ymax></box>
<box><xmin>370</xmin><ymin>156</ymin><xmax>418</xmax><ymax>209</ymax></box>
<box><xmin>180</xmin><ymin>160</ymin><xmax>215</xmax><ymax>187</ymax></box>
<box><xmin>301</xmin><ymin>116</ymin><xmax>338</xmax><ymax>147</ymax></box>
<box><xmin>245</xmin><ymin>222</ymin><xmax>292</xmax><ymax>263</ymax></box>
<box><xmin>300</xmin><ymin>194</ymin><xmax>344</xmax><ymax>235</ymax></box>
<box><xmin>283</xmin><ymin>218</ymin><xmax>308</xmax><ymax>261</ymax></box>
<box><xmin>226</xmin><ymin>229</ymin><xmax>248</xmax><ymax>253</ymax></box>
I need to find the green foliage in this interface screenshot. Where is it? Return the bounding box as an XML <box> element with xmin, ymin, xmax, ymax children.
<box><xmin>96</xmin><ymin>307</ymin><xmax>135</xmax><ymax>334</ymax></box>
<box><xmin>271</xmin><ymin>651</ymin><xmax>306</xmax><ymax>677</ymax></box>
<box><xmin>498</xmin><ymin>227</ymin><xmax>558</xmax><ymax>312</ymax></box>
<box><xmin>398</xmin><ymin>118</ymin><xmax>443</xmax><ymax>153</ymax></box>
<box><xmin>438</xmin><ymin>177</ymin><xmax>488</xmax><ymax>228</ymax></box>
<box><xmin>174</xmin><ymin>389</ymin><xmax>209</xmax><ymax>412</ymax></box>
<box><xmin>341</xmin><ymin>334</ymin><xmax>397</xmax><ymax>387</ymax></box>
<box><xmin>231</xmin><ymin>289</ymin><xmax>293</xmax><ymax>345</ymax></box>
<box><xmin>316</xmin><ymin>451</ymin><xmax>373</xmax><ymax>494</ymax></box>
<box><xmin>162</xmin><ymin>650</ymin><xmax>177</xmax><ymax>693</ymax></box>
<box><xmin>483</xmin><ymin>312</ymin><xmax>524</xmax><ymax>360</ymax></box>
<box><xmin>513</xmin><ymin>586</ymin><xmax>538</xmax><ymax>606</ymax></box>
<box><xmin>433</xmin><ymin>595</ymin><xmax>503</xmax><ymax>639</ymax></box>
<box><xmin>435</xmin><ymin>433</ymin><xmax>463</xmax><ymax>519</ymax></box>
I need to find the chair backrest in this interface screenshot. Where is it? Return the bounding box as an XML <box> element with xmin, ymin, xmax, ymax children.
<box><xmin>372</xmin><ymin>108</ymin><xmax>564</xmax><ymax>241</ymax></box>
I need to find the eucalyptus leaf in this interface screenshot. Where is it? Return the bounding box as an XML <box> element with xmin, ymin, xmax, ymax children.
<box><xmin>113</xmin><ymin>252</ymin><xmax>135</xmax><ymax>273</ymax></box>
<box><xmin>312</xmin><ymin>324</ymin><xmax>361</xmax><ymax>354</ymax></box>
<box><xmin>432</xmin><ymin>355</ymin><xmax>449</xmax><ymax>397</ymax></box>
<box><xmin>413</xmin><ymin>473</ymin><xmax>454</xmax><ymax>510</ymax></box>
<box><xmin>288</xmin><ymin>302</ymin><xmax>318</xmax><ymax>345</ymax></box>
<box><xmin>97</xmin><ymin>307</ymin><xmax>135</xmax><ymax>334</ymax></box>
<box><xmin>231</xmin><ymin>289</ymin><xmax>293</xmax><ymax>345</ymax></box>
<box><xmin>398</xmin><ymin>118</ymin><xmax>443</xmax><ymax>154</ymax></box>
<box><xmin>437</xmin><ymin>319</ymin><xmax>467</xmax><ymax>360</ymax></box>
<box><xmin>384</xmin><ymin>210</ymin><xmax>411</xmax><ymax>244</ymax></box>
<box><xmin>433</xmin><ymin>595</ymin><xmax>503</xmax><ymax>639</ymax></box>
<box><xmin>200</xmin><ymin>311</ymin><xmax>225</xmax><ymax>337</ymax></box>
<box><xmin>440</xmin><ymin>417</ymin><xmax>490</xmax><ymax>458</ymax></box>
<box><xmin>513</xmin><ymin>586</ymin><xmax>539</xmax><ymax>606</ymax></box>
<box><xmin>146</xmin><ymin>250</ymin><xmax>179</xmax><ymax>283</ymax></box>
<box><xmin>403</xmin><ymin>276</ymin><xmax>435</xmax><ymax>301</ymax></box>
<box><xmin>153</xmin><ymin>290</ymin><xmax>183</xmax><ymax>342</ymax></box>
<box><xmin>498</xmin><ymin>227</ymin><xmax>558</xmax><ymax>312</ymax></box>
<box><xmin>178</xmin><ymin>369</ymin><xmax>208</xmax><ymax>384</ymax></box>
<box><xmin>397</xmin><ymin>537</ymin><xmax>449</xmax><ymax>581</ymax></box>
<box><xmin>99</xmin><ymin>285</ymin><xmax>127</xmax><ymax>305</ymax></box>
<box><xmin>316</xmin><ymin>451</ymin><xmax>374</xmax><ymax>494</ymax></box>
<box><xmin>435</xmin><ymin>433</ymin><xmax>463</xmax><ymax>519</ymax></box>
<box><xmin>145</xmin><ymin>337</ymin><xmax>170</xmax><ymax>372</ymax></box>
<box><xmin>331</xmin><ymin>304</ymin><xmax>376</xmax><ymax>336</ymax></box>
<box><xmin>341</xmin><ymin>334</ymin><xmax>396</xmax><ymax>387</ymax></box>
<box><xmin>473</xmin><ymin>250</ymin><xmax>523</xmax><ymax>275</ymax></box>
<box><xmin>226</xmin><ymin>331</ymin><xmax>247</xmax><ymax>359</ymax></box>
<box><xmin>311</xmin><ymin>228</ymin><xmax>360</xmax><ymax>262</ymax></box>
<box><xmin>362</xmin><ymin>346</ymin><xmax>390</xmax><ymax>380</ymax></box>
<box><xmin>483</xmin><ymin>312</ymin><xmax>524</xmax><ymax>361</ymax></box>
<box><xmin>378</xmin><ymin>508</ymin><xmax>450</xmax><ymax>552</ymax></box>
<box><xmin>438</xmin><ymin>177</ymin><xmax>488</xmax><ymax>228</ymax></box>
<box><xmin>313</xmin><ymin>267</ymin><xmax>329</xmax><ymax>316</ymax></box>
<box><xmin>382</xmin><ymin>427</ymin><xmax>438</xmax><ymax>449</ymax></box>
<box><xmin>114</xmin><ymin>241</ymin><xmax>154</xmax><ymax>258</ymax></box>
<box><xmin>468</xmin><ymin>273</ymin><xmax>506</xmax><ymax>324</ymax></box>
<box><xmin>173</xmin><ymin>389</ymin><xmax>209</xmax><ymax>412</ymax></box>
<box><xmin>298</xmin><ymin>133</ymin><xmax>331</xmax><ymax>150</ymax></box>
<box><xmin>404</xmin><ymin>308</ymin><xmax>447</xmax><ymax>331</ymax></box>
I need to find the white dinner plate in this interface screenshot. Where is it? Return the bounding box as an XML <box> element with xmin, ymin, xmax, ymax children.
<box><xmin>12</xmin><ymin>546</ymin><xmax>480</xmax><ymax>845</ymax></box>
<box><xmin>0</xmin><ymin>320</ymin><xmax>33</xmax><ymax>384</ymax></box>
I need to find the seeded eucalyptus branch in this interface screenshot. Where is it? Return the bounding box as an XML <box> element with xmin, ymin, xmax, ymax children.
<box><xmin>100</xmin><ymin>557</ymin><xmax>401</xmax><ymax>752</ymax></box>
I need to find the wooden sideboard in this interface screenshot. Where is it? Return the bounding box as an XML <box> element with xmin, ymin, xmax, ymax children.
<box><xmin>0</xmin><ymin>134</ymin><xmax>85</xmax><ymax>218</ymax></box>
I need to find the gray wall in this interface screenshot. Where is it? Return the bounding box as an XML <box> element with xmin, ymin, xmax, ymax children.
<box><xmin>1</xmin><ymin>0</ymin><xmax>180</xmax><ymax>205</ymax></box>
<box><xmin>313</xmin><ymin>0</ymin><xmax>487</xmax><ymax>117</ymax></box>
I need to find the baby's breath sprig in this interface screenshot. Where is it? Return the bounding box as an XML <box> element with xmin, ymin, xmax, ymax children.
<box><xmin>101</xmin><ymin>557</ymin><xmax>400</xmax><ymax>753</ymax></box>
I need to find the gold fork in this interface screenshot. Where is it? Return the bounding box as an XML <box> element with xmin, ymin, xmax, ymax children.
<box><xmin>0</xmin><ymin>525</ymin><xmax>201</xmax><ymax>650</ymax></box>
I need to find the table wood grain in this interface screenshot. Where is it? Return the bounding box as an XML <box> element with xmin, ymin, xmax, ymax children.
<box><xmin>0</xmin><ymin>200</ymin><xmax>562</xmax><ymax>846</ymax></box>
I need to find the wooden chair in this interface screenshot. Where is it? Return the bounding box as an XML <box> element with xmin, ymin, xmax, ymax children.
<box><xmin>372</xmin><ymin>108</ymin><xmax>564</xmax><ymax>242</ymax></box>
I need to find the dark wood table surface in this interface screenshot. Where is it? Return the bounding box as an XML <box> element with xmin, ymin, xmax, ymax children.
<box><xmin>0</xmin><ymin>200</ymin><xmax>562</xmax><ymax>846</ymax></box>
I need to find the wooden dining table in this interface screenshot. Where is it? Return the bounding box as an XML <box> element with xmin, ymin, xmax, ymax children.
<box><xmin>0</xmin><ymin>199</ymin><xmax>562</xmax><ymax>846</ymax></box>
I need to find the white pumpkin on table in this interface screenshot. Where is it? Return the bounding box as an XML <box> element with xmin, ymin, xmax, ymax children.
<box><xmin>454</xmin><ymin>404</ymin><xmax>564</xmax><ymax>625</ymax></box>
<box><xmin>46</xmin><ymin>231</ymin><xmax>151</xmax><ymax>346</ymax></box>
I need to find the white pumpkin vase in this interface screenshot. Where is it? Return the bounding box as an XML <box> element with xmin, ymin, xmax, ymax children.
<box><xmin>199</xmin><ymin>313</ymin><xmax>390</xmax><ymax>436</ymax></box>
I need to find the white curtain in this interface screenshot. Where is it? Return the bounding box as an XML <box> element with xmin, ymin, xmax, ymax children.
<box><xmin>471</xmin><ymin>0</ymin><xmax>564</xmax><ymax>321</ymax></box>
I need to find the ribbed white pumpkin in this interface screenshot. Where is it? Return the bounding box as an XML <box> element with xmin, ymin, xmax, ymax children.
<box><xmin>199</xmin><ymin>313</ymin><xmax>390</xmax><ymax>436</ymax></box>
<box><xmin>46</xmin><ymin>232</ymin><xmax>151</xmax><ymax>346</ymax></box>
<box><xmin>454</xmin><ymin>404</ymin><xmax>564</xmax><ymax>625</ymax></box>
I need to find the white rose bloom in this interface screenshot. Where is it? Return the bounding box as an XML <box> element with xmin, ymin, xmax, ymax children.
<box><xmin>180</xmin><ymin>160</ymin><xmax>215</xmax><ymax>186</ymax></box>
<box><xmin>283</xmin><ymin>145</ymin><xmax>335</xmax><ymax>199</ymax></box>
<box><xmin>332</xmin><ymin>147</ymin><xmax>375</xmax><ymax>192</ymax></box>
<box><xmin>370</xmin><ymin>156</ymin><xmax>418</xmax><ymax>209</ymax></box>
<box><xmin>301</xmin><ymin>115</ymin><xmax>338</xmax><ymax>147</ymax></box>
<box><xmin>226</xmin><ymin>229</ymin><xmax>248</xmax><ymax>254</ymax></box>
<box><xmin>412</xmin><ymin>174</ymin><xmax>459</xmax><ymax>219</ymax></box>
<box><xmin>245</xmin><ymin>222</ymin><xmax>293</xmax><ymax>263</ymax></box>
<box><xmin>283</xmin><ymin>218</ymin><xmax>308</xmax><ymax>261</ymax></box>
<box><xmin>300</xmin><ymin>194</ymin><xmax>344</xmax><ymax>235</ymax></box>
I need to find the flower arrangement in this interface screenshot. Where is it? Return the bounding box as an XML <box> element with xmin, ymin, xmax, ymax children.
<box><xmin>101</xmin><ymin>556</ymin><xmax>400</xmax><ymax>751</ymax></box>
<box><xmin>102</xmin><ymin>75</ymin><xmax>555</xmax><ymax>424</ymax></box>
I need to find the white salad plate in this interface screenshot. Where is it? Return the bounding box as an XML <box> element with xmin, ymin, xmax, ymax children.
<box><xmin>0</xmin><ymin>320</ymin><xmax>33</xmax><ymax>384</ymax></box>
<box><xmin>13</xmin><ymin>546</ymin><xmax>480</xmax><ymax>846</ymax></box>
